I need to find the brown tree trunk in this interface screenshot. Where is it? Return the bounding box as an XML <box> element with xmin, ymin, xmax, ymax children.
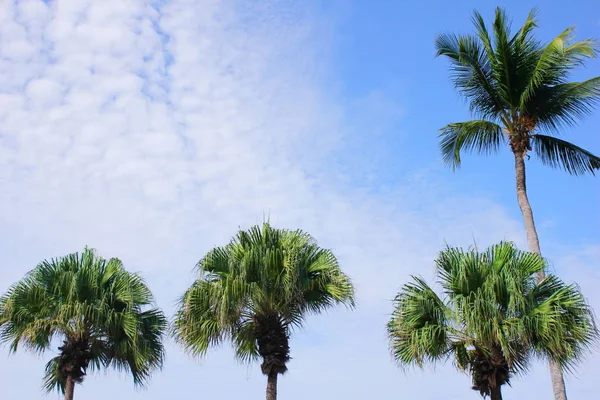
<box><xmin>64</xmin><ymin>376</ymin><xmax>75</xmax><ymax>400</ymax></box>
<box><xmin>266</xmin><ymin>371</ymin><xmax>278</xmax><ymax>400</ymax></box>
<box><xmin>514</xmin><ymin>151</ymin><xmax>567</xmax><ymax>400</ymax></box>
<box><xmin>490</xmin><ymin>386</ymin><xmax>503</xmax><ymax>400</ymax></box>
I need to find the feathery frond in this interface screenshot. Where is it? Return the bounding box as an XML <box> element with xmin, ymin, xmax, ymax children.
<box><xmin>532</xmin><ymin>134</ymin><xmax>600</xmax><ymax>175</ymax></box>
<box><xmin>439</xmin><ymin>120</ymin><xmax>504</xmax><ymax>169</ymax></box>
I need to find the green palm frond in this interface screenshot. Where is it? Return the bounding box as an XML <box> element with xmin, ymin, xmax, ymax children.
<box><xmin>172</xmin><ymin>280</ymin><xmax>225</xmax><ymax>357</ymax></box>
<box><xmin>532</xmin><ymin>134</ymin><xmax>600</xmax><ymax>175</ymax></box>
<box><xmin>520</xmin><ymin>28</ymin><xmax>597</xmax><ymax>107</ymax></box>
<box><xmin>43</xmin><ymin>356</ymin><xmax>64</xmax><ymax>394</ymax></box>
<box><xmin>531</xmin><ymin>77</ymin><xmax>600</xmax><ymax>131</ymax></box>
<box><xmin>527</xmin><ymin>277</ymin><xmax>598</xmax><ymax>371</ymax></box>
<box><xmin>0</xmin><ymin>248</ymin><xmax>167</xmax><ymax>391</ymax></box>
<box><xmin>232</xmin><ymin>321</ymin><xmax>260</xmax><ymax>364</ymax></box>
<box><xmin>491</xmin><ymin>7</ymin><xmax>517</xmax><ymax>106</ymax></box>
<box><xmin>439</xmin><ymin>120</ymin><xmax>504</xmax><ymax>169</ymax></box>
<box><xmin>435</xmin><ymin>33</ymin><xmax>504</xmax><ymax>119</ymax></box>
<box><xmin>173</xmin><ymin>223</ymin><xmax>355</xmax><ymax>367</ymax></box>
<box><xmin>515</xmin><ymin>7</ymin><xmax>538</xmax><ymax>42</ymax></box>
<box><xmin>471</xmin><ymin>11</ymin><xmax>496</xmax><ymax>65</ymax></box>
<box><xmin>387</xmin><ymin>276</ymin><xmax>451</xmax><ymax>368</ymax></box>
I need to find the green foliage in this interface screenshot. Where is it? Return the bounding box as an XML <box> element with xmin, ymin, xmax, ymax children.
<box><xmin>387</xmin><ymin>242</ymin><xmax>597</xmax><ymax>390</ymax></box>
<box><xmin>436</xmin><ymin>7</ymin><xmax>600</xmax><ymax>174</ymax></box>
<box><xmin>0</xmin><ymin>248</ymin><xmax>167</xmax><ymax>392</ymax></box>
<box><xmin>172</xmin><ymin>223</ymin><xmax>355</xmax><ymax>365</ymax></box>
<box><xmin>439</xmin><ymin>121</ymin><xmax>504</xmax><ymax>169</ymax></box>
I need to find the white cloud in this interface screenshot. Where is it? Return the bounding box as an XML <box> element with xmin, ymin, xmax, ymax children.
<box><xmin>0</xmin><ymin>1</ymin><xmax>597</xmax><ymax>399</ymax></box>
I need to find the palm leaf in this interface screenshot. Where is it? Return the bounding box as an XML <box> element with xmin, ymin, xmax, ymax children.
<box><xmin>528</xmin><ymin>278</ymin><xmax>598</xmax><ymax>370</ymax></box>
<box><xmin>531</xmin><ymin>134</ymin><xmax>600</xmax><ymax>175</ymax></box>
<box><xmin>532</xmin><ymin>77</ymin><xmax>600</xmax><ymax>131</ymax></box>
<box><xmin>43</xmin><ymin>356</ymin><xmax>65</xmax><ymax>394</ymax></box>
<box><xmin>388</xmin><ymin>277</ymin><xmax>451</xmax><ymax>368</ymax></box>
<box><xmin>439</xmin><ymin>120</ymin><xmax>504</xmax><ymax>169</ymax></box>
<box><xmin>519</xmin><ymin>28</ymin><xmax>597</xmax><ymax>108</ymax></box>
<box><xmin>435</xmin><ymin>33</ymin><xmax>505</xmax><ymax>119</ymax></box>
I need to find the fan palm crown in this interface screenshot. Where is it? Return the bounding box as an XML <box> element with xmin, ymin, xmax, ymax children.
<box><xmin>0</xmin><ymin>248</ymin><xmax>166</xmax><ymax>400</ymax></box>
<box><xmin>173</xmin><ymin>223</ymin><xmax>355</xmax><ymax>400</ymax></box>
<box><xmin>387</xmin><ymin>242</ymin><xmax>597</xmax><ymax>400</ymax></box>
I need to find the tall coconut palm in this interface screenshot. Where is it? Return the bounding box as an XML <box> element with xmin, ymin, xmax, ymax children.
<box><xmin>173</xmin><ymin>223</ymin><xmax>355</xmax><ymax>400</ymax></box>
<box><xmin>0</xmin><ymin>248</ymin><xmax>167</xmax><ymax>400</ymax></box>
<box><xmin>387</xmin><ymin>242</ymin><xmax>597</xmax><ymax>400</ymax></box>
<box><xmin>435</xmin><ymin>7</ymin><xmax>600</xmax><ymax>399</ymax></box>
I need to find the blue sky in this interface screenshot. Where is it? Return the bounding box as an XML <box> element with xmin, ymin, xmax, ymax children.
<box><xmin>0</xmin><ymin>1</ymin><xmax>598</xmax><ymax>399</ymax></box>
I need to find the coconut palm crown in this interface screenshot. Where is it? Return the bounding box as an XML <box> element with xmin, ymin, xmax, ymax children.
<box><xmin>436</xmin><ymin>7</ymin><xmax>600</xmax><ymax>175</ymax></box>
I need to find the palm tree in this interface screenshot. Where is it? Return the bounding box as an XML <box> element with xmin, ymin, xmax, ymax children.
<box><xmin>173</xmin><ymin>223</ymin><xmax>355</xmax><ymax>400</ymax></box>
<box><xmin>387</xmin><ymin>242</ymin><xmax>597</xmax><ymax>400</ymax></box>
<box><xmin>435</xmin><ymin>7</ymin><xmax>600</xmax><ymax>399</ymax></box>
<box><xmin>0</xmin><ymin>248</ymin><xmax>167</xmax><ymax>400</ymax></box>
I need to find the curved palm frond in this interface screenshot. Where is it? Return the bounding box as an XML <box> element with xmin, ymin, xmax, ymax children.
<box><xmin>387</xmin><ymin>277</ymin><xmax>451</xmax><ymax>368</ymax></box>
<box><xmin>520</xmin><ymin>27</ymin><xmax>597</xmax><ymax>108</ymax></box>
<box><xmin>439</xmin><ymin>120</ymin><xmax>504</xmax><ymax>169</ymax></box>
<box><xmin>172</xmin><ymin>280</ymin><xmax>226</xmax><ymax>357</ymax></box>
<box><xmin>531</xmin><ymin>77</ymin><xmax>600</xmax><ymax>131</ymax></box>
<box><xmin>43</xmin><ymin>356</ymin><xmax>64</xmax><ymax>393</ymax></box>
<box><xmin>0</xmin><ymin>248</ymin><xmax>167</xmax><ymax>391</ymax></box>
<box><xmin>526</xmin><ymin>277</ymin><xmax>598</xmax><ymax>371</ymax></box>
<box><xmin>531</xmin><ymin>134</ymin><xmax>600</xmax><ymax>175</ymax></box>
<box><xmin>435</xmin><ymin>33</ymin><xmax>505</xmax><ymax>119</ymax></box>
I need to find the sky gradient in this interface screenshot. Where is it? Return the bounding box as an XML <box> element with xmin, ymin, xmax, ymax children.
<box><xmin>0</xmin><ymin>0</ymin><xmax>598</xmax><ymax>399</ymax></box>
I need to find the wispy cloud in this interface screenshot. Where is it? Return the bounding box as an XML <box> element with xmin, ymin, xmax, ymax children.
<box><xmin>0</xmin><ymin>1</ymin><xmax>597</xmax><ymax>399</ymax></box>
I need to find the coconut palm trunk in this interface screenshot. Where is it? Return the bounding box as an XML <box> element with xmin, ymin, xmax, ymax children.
<box><xmin>514</xmin><ymin>150</ymin><xmax>567</xmax><ymax>400</ymax></box>
<box><xmin>64</xmin><ymin>377</ymin><xmax>75</xmax><ymax>400</ymax></box>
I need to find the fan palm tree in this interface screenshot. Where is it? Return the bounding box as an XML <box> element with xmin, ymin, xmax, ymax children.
<box><xmin>173</xmin><ymin>223</ymin><xmax>355</xmax><ymax>400</ymax></box>
<box><xmin>435</xmin><ymin>7</ymin><xmax>600</xmax><ymax>399</ymax></box>
<box><xmin>0</xmin><ymin>248</ymin><xmax>167</xmax><ymax>400</ymax></box>
<box><xmin>387</xmin><ymin>242</ymin><xmax>597</xmax><ymax>400</ymax></box>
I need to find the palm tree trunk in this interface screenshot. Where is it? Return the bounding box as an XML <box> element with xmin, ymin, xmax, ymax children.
<box><xmin>266</xmin><ymin>371</ymin><xmax>278</xmax><ymax>400</ymax></box>
<box><xmin>64</xmin><ymin>376</ymin><xmax>75</xmax><ymax>400</ymax></box>
<box><xmin>490</xmin><ymin>386</ymin><xmax>503</xmax><ymax>400</ymax></box>
<box><xmin>514</xmin><ymin>151</ymin><xmax>567</xmax><ymax>400</ymax></box>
